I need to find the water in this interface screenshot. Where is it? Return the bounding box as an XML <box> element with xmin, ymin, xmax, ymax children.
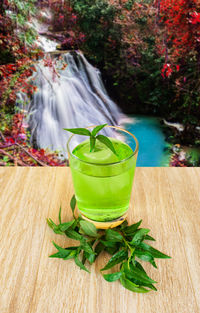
<box><xmin>122</xmin><ymin>116</ymin><xmax>171</xmax><ymax>167</ymax></box>
<box><xmin>26</xmin><ymin>51</ymin><xmax>123</xmax><ymax>157</ymax></box>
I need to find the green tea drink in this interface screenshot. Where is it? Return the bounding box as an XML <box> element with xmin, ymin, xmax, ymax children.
<box><xmin>69</xmin><ymin>138</ymin><xmax>136</xmax><ymax>222</ymax></box>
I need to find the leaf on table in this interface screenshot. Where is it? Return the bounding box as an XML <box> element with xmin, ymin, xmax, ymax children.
<box><xmin>120</xmin><ymin>274</ymin><xmax>150</xmax><ymax>293</ymax></box>
<box><xmin>130</xmin><ymin>228</ymin><xmax>150</xmax><ymax>245</ymax></box>
<box><xmin>59</xmin><ymin>220</ymin><xmax>75</xmax><ymax>231</ymax></box>
<box><xmin>105</xmin><ymin>229</ymin><xmax>123</xmax><ymax>242</ymax></box>
<box><xmin>101</xmin><ymin>249</ymin><xmax>128</xmax><ymax>271</ymax></box>
<box><xmin>139</xmin><ymin>242</ymin><xmax>171</xmax><ymax>259</ymax></box>
<box><xmin>65</xmin><ymin>229</ymin><xmax>83</xmax><ymax>241</ymax></box>
<box><xmin>59</xmin><ymin>206</ymin><xmax>62</xmax><ymax>224</ymax></box>
<box><xmin>103</xmin><ymin>271</ymin><xmax>122</xmax><ymax>282</ymax></box>
<box><xmin>70</xmin><ymin>194</ymin><xmax>76</xmax><ymax>217</ymax></box>
<box><xmin>80</xmin><ymin>220</ymin><xmax>98</xmax><ymax>237</ymax></box>
<box><xmin>75</xmin><ymin>254</ymin><xmax>90</xmax><ymax>273</ymax></box>
<box><xmin>123</xmin><ymin>220</ymin><xmax>142</xmax><ymax>235</ymax></box>
<box><xmin>123</xmin><ymin>261</ymin><xmax>157</xmax><ymax>284</ymax></box>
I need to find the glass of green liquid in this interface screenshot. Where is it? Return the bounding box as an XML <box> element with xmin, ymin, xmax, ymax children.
<box><xmin>67</xmin><ymin>125</ymin><xmax>138</xmax><ymax>229</ymax></box>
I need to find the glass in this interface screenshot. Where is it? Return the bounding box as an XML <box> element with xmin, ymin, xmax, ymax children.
<box><xmin>67</xmin><ymin>125</ymin><xmax>138</xmax><ymax>228</ymax></box>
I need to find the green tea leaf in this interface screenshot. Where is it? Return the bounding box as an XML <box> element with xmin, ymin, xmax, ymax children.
<box><xmin>90</xmin><ymin>136</ymin><xmax>96</xmax><ymax>152</ymax></box>
<box><xmin>65</xmin><ymin>229</ymin><xmax>83</xmax><ymax>241</ymax></box>
<box><xmin>122</xmin><ymin>261</ymin><xmax>157</xmax><ymax>291</ymax></box>
<box><xmin>75</xmin><ymin>254</ymin><xmax>90</xmax><ymax>273</ymax></box>
<box><xmin>91</xmin><ymin>124</ymin><xmax>107</xmax><ymax>137</ymax></box>
<box><xmin>50</xmin><ymin>246</ymin><xmax>78</xmax><ymax>260</ymax></box>
<box><xmin>83</xmin><ymin>251</ymin><xmax>95</xmax><ymax>264</ymax></box>
<box><xmin>135</xmin><ymin>250</ymin><xmax>157</xmax><ymax>268</ymax></box>
<box><xmin>94</xmin><ymin>241</ymin><xmax>105</xmax><ymax>260</ymax></box>
<box><xmin>63</xmin><ymin>128</ymin><xmax>91</xmax><ymax>136</ymax></box>
<box><xmin>46</xmin><ymin>218</ymin><xmax>63</xmax><ymax>235</ymax></box>
<box><xmin>130</xmin><ymin>228</ymin><xmax>150</xmax><ymax>246</ymax></box>
<box><xmin>123</xmin><ymin>220</ymin><xmax>142</xmax><ymax>235</ymax></box>
<box><xmin>70</xmin><ymin>195</ymin><xmax>76</xmax><ymax>218</ymax></box>
<box><xmin>145</xmin><ymin>234</ymin><xmax>156</xmax><ymax>241</ymax></box>
<box><xmin>134</xmin><ymin>260</ymin><xmax>147</xmax><ymax>273</ymax></box>
<box><xmin>139</xmin><ymin>242</ymin><xmax>171</xmax><ymax>259</ymax></box>
<box><xmin>123</xmin><ymin>262</ymin><xmax>157</xmax><ymax>284</ymax></box>
<box><xmin>119</xmin><ymin>220</ymin><xmax>128</xmax><ymax>230</ymax></box>
<box><xmin>50</xmin><ymin>242</ymin><xmax>77</xmax><ymax>259</ymax></box>
<box><xmin>100</xmin><ymin>240</ymin><xmax>118</xmax><ymax>248</ymax></box>
<box><xmin>80</xmin><ymin>220</ymin><xmax>98</xmax><ymax>237</ymax></box>
<box><xmin>120</xmin><ymin>274</ymin><xmax>150</xmax><ymax>293</ymax></box>
<box><xmin>101</xmin><ymin>249</ymin><xmax>128</xmax><ymax>271</ymax></box>
<box><xmin>105</xmin><ymin>229</ymin><xmax>123</xmax><ymax>242</ymax></box>
<box><xmin>135</xmin><ymin>249</ymin><xmax>154</xmax><ymax>262</ymax></box>
<box><xmin>80</xmin><ymin>241</ymin><xmax>95</xmax><ymax>255</ymax></box>
<box><xmin>103</xmin><ymin>271</ymin><xmax>122</xmax><ymax>282</ymax></box>
<box><xmin>96</xmin><ymin>134</ymin><xmax>117</xmax><ymax>155</ymax></box>
<box><xmin>59</xmin><ymin>220</ymin><xmax>75</xmax><ymax>232</ymax></box>
<box><xmin>59</xmin><ymin>206</ymin><xmax>62</xmax><ymax>224</ymax></box>
<box><xmin>105</xmin><ymin>246</ymin><xmax>120</xmax><ymax>255</ymax></box>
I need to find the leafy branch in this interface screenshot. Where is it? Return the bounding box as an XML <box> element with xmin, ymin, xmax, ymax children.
<box><xmin>63</xmin><ymin>124</ymin><xmax>117</xmax><ymax>155</ymax></box>
<box><xmin>47</xmin><ymin>195</ymin><xmax>171</xmax><ymax>293</ymax></box>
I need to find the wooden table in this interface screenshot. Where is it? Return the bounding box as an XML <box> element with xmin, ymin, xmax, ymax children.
<box><xmin>0</xmin><ymin>168</ymin><xmax>200</xmax><ymax>313</ymax></box>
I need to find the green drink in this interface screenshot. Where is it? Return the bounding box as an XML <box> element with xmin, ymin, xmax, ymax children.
<box><xmin>67</xmin><ymin>126</ymin><xmax>138</xmax><ymax>226</ymax></box>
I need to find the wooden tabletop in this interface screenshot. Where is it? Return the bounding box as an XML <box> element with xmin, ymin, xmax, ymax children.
<box><xmin>0</xmin><ymin>167</ymin><xmax>200</xmax><ymax>313</ymax></box>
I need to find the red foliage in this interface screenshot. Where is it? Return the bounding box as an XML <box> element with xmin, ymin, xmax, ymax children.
<box><xmin>159</xmin><ymin>0</ymin><xmax>200</xmax><ymax>65</ymax></box>
<box><xmin>0</xmin><ymin>113</ymin><xmax>66</xmax><ymax>166</ymax></box>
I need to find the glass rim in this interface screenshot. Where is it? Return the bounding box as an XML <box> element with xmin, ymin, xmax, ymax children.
<box><xmin>67</xmin><ymin>125</ymin><xmax>139</xmax><ymax>166</ymax></box>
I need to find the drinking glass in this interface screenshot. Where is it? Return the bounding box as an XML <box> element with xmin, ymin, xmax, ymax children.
<box><xmin>67</xmin><ymin>125</ymin><xmax>138</xmax><ymax>229</ymax></box>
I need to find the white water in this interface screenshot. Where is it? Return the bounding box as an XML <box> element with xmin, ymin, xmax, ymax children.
<box><xmin>26</xmin><ymin>51</ymin><xmax>123</xmax><ymax>157</ymax></box>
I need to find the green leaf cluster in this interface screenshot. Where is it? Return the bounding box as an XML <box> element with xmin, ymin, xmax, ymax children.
<box><xmin>47</xmin><ymin>195</ymin><xmax>171</xmax><ymax>293</ymax></box>
<box><xmin>64</xmin><ymin>124</ymin><xmax>117</xmax><ymax>155</ymax></box>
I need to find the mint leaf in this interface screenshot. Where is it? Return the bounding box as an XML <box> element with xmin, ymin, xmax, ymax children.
<box><xmin>130</xmin><ymin>228</ymin><xmax>150</xmax><ymax>245</ymax></box>
<box><xmin>59</xmin><ymin>206</ymin><xmax>62</xmax><ymax>224</ymax></box>
<box><xmin>145</xmin><ymin>234</ymin><xmax>156</xmax><ymax>241</ymax></box>
<box><xmin>65</xmin><ymin>229</ymin><xmax>83</xmax><ymax>241</ymax></box>
<box><xmin>70</xmin><ymin>194</ymin><xmax>76</xmax><ymax>218</ymax></box>
<box><xmin>59</xmin><ymin>220</ymin><xmax>75</xmax><ymax>232</ymax></box>
<box><xmin>80</xmin><ymin>220</ymin><xmax>98</xmax><ymax>237</ymax></box>
<box><xmin>103</xmin><ymin>272</ymin><xmax>122</xmax><ymax>282</ymax></box>
<box><xmin>139</xmin><ymin>242</ymin><xmax>171</xmax><ymax>259</ymax></box>
<box><xmin>96</xmin><ymin>134</ymin><xmax>117</xmax><ymax>155</ymax></box>
<box><xmin>46</xmin><ymin>218</ymin><xmax>63</xmax><ymax>235</ymax></box>
<box><xmin>47</xmin><ymin>208</ymin><xmax>171</xmax><ymax>294</ymax></box>
<box><xmin>75</xmin><ymin>254</ymin><xmax>90</xmax><ymax>273</ymax></box>
<box><xmin>120</xmin><ymin>274</ymin><xmax>150</xmax><ymax>293</ymax></box>
<box><xmin>123</xmin><ymin>220</ymin><xmax>142</xmax><ymax>236</ymax></box>
<box><xmin>63</xmin><ymin>128</ymin><xmax>91</xmax><ymax>136</ymax></box>
<box><xmin>123</xmin><ymin>262</ymin><xmax>157</xmax><ymax>284</ymax></box>
<box><xmin>90</xmin><ymin>136</ymin><xmax>96</xmax><ymax>152</ymax></box>
<box><xmin>101</xmin><ymin>249</ymin><xmax>128</xmax><ymax>271</ymax></box>
<box><xmin>105</xmin><ymin>229</ymin><xmax>123</xmax><ymax>242</ymax></box>
<box><xmin>91</xmin><ymin>124</ymin><xmax>107</xmax><ymax>136</ymax></box>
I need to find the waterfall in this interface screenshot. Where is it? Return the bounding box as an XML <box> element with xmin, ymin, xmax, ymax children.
<box><xmin>26</xmin><ymin>51</ymin><xmax>124</xmax><ymax>157</ymax></box>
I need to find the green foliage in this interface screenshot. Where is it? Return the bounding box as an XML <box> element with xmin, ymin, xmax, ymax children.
<box><xmin>8</xmin><ymin>0</ymin><xmax>37</xmax><ymax>45</ymax></box>
<box><xmin>70</xmin><ymin>0</ymin><xmax>121</xmax><ymax>63</ymax></box>
<box><xmin>47</xmin><ymin>195</ymin><xmax>171</xmax><ymax>293</ymax></box>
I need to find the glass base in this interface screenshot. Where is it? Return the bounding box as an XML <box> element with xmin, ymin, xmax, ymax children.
<box><xmin>80</xmin><ymin>211</ymin><xmax>128</xmax><ymax>229</ymax></box>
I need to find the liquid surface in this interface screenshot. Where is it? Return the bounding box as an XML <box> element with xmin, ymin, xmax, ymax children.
<box><xmin>70</xmin><ymin>138</ymin><xmax>136</xmax><ymax>222</ymax></box>
<box><xmin>72</xmin><ymin>138</ymin><xmax>133</xmax><ymax>164</ymax></box>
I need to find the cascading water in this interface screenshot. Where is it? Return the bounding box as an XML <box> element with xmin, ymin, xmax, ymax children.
<box><xmin>26</xmin><ymin>51</ymin><xmax>124</xmax><ymax>157</ymax></box>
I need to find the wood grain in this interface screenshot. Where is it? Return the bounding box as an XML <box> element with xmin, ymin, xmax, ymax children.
<box><xmin>0</xmin><ymin>168</ymin><xmax>200</xmax><ymax>313</ymax></box>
